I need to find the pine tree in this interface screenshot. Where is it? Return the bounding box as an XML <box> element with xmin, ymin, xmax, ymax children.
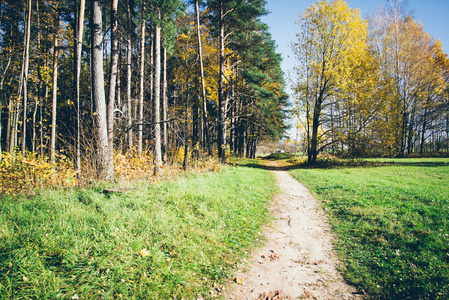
<box><xmin>90</xmin><ymin>0</ymin><xmax>112</xmax><ymax>180</ymax></box>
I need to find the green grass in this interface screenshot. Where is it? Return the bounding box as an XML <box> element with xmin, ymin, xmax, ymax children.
<box><xmin>0</xmin><ymin>165</ymin><xmax>277</xmax><ymax>299</ymax></box>
<box><xmin>290</xmin><ymin>158</ymin><xmax>449</xmax><ymax>300</ymax></box>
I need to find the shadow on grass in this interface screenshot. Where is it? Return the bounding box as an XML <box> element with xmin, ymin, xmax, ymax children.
<box><xmin>239</xmin><ymin>162</ymin><xmax>302</xmax><ymax>172</ymax></box>
<box><xmin>233</xmin><ymin>155</ymin><xmax>449</xmax><ymax>172</ymax></box>
<box><xmin>378</xmin><ymin>161</ymin><xmax>449</xmax><ymax>168</ymax></box>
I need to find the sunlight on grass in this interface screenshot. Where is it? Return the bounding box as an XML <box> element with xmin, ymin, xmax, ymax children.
<box><xmin>290</xmin><ymin>158</ymin><xmax>449</xmax><ymax>300</ymax></box>
<box><xmin>0</xmin><ymin>165</ymin><xmax>276</xmax><ymax>299</ymax></box>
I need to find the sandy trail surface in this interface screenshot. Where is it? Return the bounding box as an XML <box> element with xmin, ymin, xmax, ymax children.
<box><xmin>223</xmin><ymin>165</ymin><xmax>367</xmax><ymax>300</ymax></box>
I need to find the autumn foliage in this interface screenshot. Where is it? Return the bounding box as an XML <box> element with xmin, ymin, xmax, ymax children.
<box><xmin>0</xmin><ymin>152</ymin><xmax>76</xmax><ymax>194</ymax></box>
<box><xmin>293</xmin><ymin>0</ymin><xmax>449</xmax><ymax>161</ymax></box>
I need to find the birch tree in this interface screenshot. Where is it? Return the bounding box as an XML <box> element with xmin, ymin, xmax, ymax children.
<box><xmin>21</xmin><ymin>0</ymin><xmax>32</xmax><ymax>155</ymax></box>
<box><xmin>50</xmin><ymin>5</ymin><xmax>59</xmax><ymax>164</ymax></box>
<box><xmin>75</xmin><ymin>0</ymin><xmax>85</xmax><ymax>178</ymax></box>
<box><xmin>292</xmin><ymin>0</ymin><xmax>368</xmax><ymax>163</ymax></box>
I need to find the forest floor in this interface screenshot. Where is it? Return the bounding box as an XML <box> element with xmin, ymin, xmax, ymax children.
<box><xmin>223</xmin><ymin>161</ymin><xmax>368</xmax><ymax>300</ymax></box>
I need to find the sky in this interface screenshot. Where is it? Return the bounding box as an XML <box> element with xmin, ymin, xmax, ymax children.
<box><xmin>261</xmin><ymin>0</ymin><xmax>449</xmax><ymax>94</ymax></box>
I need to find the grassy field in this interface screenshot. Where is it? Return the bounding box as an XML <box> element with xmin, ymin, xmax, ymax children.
<box><xmin>289</xmin><ymin>158</ymin><xmax>449</xmax><ymax>300</ymax></box>
<box><xmin>0</xmin><ymin>164</ymin><xmax>277</xmax><ymax>299</ymax></box>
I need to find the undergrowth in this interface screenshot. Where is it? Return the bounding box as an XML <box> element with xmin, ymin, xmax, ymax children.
<box><xmin>290</xmin><ymin>158</ymin><xmax>449</xmax><ymax>300</ymax></box>
<box><xmin>0</xmin><ymin>152</ymin><xmax>76</xmax><ymax>194</ymax></box>
<box><xmin>0</xmin><ymin>148</ymin><xmax>221</xmax><ymax>195</ymax></box>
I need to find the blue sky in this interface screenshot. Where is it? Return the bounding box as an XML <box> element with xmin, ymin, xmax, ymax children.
<box><xmin>261</xmin><ymin>0</ymin><xmax>449</xmax><ymax>86</ymax></box>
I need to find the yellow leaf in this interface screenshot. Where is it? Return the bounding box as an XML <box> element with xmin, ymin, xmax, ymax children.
<box><xmin>139</xmin><ymin>248</ymin><xmax>150</xmax><ymax>257</ymax></box>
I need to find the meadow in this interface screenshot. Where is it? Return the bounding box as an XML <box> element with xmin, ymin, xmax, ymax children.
<box><xmin>0</xmin><ymin>164</ymin><xmax>276</xmax><ymax>299</ymax></box>
<box><xmin>290</xmin><ymin>157</ymin><xmax>449</xmax><ymax>299</ymax></box>
<box><xmin>2</xmin><ymin>155</ymin><xmax>448</xmax><ymax>299</ymax></box>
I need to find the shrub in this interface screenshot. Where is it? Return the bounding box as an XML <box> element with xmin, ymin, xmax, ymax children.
<box><xmin>0</xmin><ymin>151</ymin><xmax>77</xmax><ymax>194</ymax></box>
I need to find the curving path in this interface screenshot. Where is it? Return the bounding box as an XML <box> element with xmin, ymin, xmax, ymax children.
<box><xmin>224</xmin><ymin>164</ymin><xmax>367</xmax><ymax>300</ymax></box>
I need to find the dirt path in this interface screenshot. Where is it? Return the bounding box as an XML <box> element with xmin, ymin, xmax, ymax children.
<box><xmin>223</xmin><ymin>165</ymin><xmax>367</xmax><ymax>300</ymax></box>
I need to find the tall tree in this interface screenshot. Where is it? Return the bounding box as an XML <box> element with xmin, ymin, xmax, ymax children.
<box><xmin>162</xmin><ymin>46</ymin><xmax>168</xmax><ymax>161</ymax></box>
<box><xmin>75</xmin><ymin>0</ymin><xmax>86</xmax><ymax>178</ymax></box>
<box><xmin>292</xmin><ymin>0</ymin><xmax>368</xmax><ymax>163</ymax></box>
<box><xmin>153</xmin><ymin>9</ymin><xmax>162</xmax><ymax>168</ymax></box>
<box><xmin>50</xmin><ymin>5</ymin><xmax>59</xmax><ymax>164</ymax></box>
<box><xmin>90</xmin><ymin>0</ymin><xmax>112</xmax><ymax>179</ymax></box>
<box><xmin>208</xmin><ymin>0</ymin><xmax>268</xmax><ymax>163</ymax></box>
<box><xmin>137</xmin><ymin>5</ymin><xmax>145</xmax><ymax>158</ymax></box>
<box><xmin>194</xmin><ymin>0</ymin><xmax>212</xmax><ymax>156</ymax></box>
<box><xmin>126</xmin><ymin>0</ymin><xmax>133</xmax><ymax>150</ymax></box>
<box><xmin>107</xmin><ymin>0</ymin><xmax>119</xmax><ymax>178</ymax></box>
<box><xmin>21</xmin><ymin>0</ymin><xmax>32</xmax><ymax>155</ymax></box>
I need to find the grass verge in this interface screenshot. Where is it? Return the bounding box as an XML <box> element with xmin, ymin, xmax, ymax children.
<box><xmin>0</xmin><ymin>164</ymin><xmax>276</xmax><ymax>299</ymax></box>
<box><xmin>289</xmin><ymin>158</ymin><xmax>449</xmax><ymax>300</ymax></box>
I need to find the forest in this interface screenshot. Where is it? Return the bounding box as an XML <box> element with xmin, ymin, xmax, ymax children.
<box><xmin>292</xmin><ymin>0</ymin><xmax>449</xmax><ymax>163</ymax></box>
<box><xmin>1</xmin><ymin>0</ymin><xmax>449</xmax><ymax>188</ymax></box>
<box><xmin>0</xmin><ymin>0</ymin><xmax>288</xmax><ymax>183</ymax></box>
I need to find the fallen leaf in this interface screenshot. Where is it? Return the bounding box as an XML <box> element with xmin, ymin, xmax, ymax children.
<box><xmin>139</xmin><ymin>248</ymin><xmax>150</xmax><ymax>257</ymax></box>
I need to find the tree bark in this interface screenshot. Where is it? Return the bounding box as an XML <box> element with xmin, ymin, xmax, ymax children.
<box><xmin>218</xmin><ymin>1</ymin><xmax>227</xmax><ymax>163</ymax></box>
<box><xmin>162</xmin><ymin>46</ymin><xmax>168</xmax><ymax>162</ymax></box>
<box><xmin>6</xmin><ymin>93</ymin><xmax>14</xmax><ymax>152</ymax></box>
<box><xmin>0</xmin><ymin>53</ymin><xmax>12</xmax><ymax>157</ymax></box>
<box><xmin>153</xmin><ymin>10</ymin><xmax>162</xmax><ymax>168</ymax></box>
<box><xmin>126</xmin><ymin>0</ymin><xmax>133</xmax><ymax>149</ymax></box>
<box><xmin>50</xmin><ymin>10</ymin><xmax>59</xmax><ymax>164</ymax></box>
<box><xmin>309</xmin><ymin>79</ymin><xmax>326</xmax><ymax>164</ymax></box>
<box><xmin>22</xmin><ymin>0</ymin><xmax>32</xmax><ymax>155</ymax></box>
<box><xmin>75</xmin><ymin>0</ymin><xmax>85</xmax><ymax>179</ymax></box>
<box><xmin>138</xmin><ymin>11</ymin><xmax>145</xmax><ymax>157</ymax></box>
<box><xmin>90</xmin><ymin>0</ymin><xmax>111</xmax><ymax>180</ymax></box>
<box><xmin>106</xmin><ymin>0</ymin><xmax>118</xmax><ymax>178</ymax></box>
<box><xmin>33</xmin><ymin>0</ymin><xmax>41</xmax><ymax>154</ymax></box>
<box><xmin>183</xmin><ymin>73</ymin><xmax>189</xmax><ymax>170</ymax></box>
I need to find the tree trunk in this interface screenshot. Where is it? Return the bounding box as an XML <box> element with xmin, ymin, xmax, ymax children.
<box><xmin>90</xmin><ymin>0</ymin><xmax>111</xmax><ymax>180</ymax></box>
<box><xmin>6</xmin><ymin>93</ymin><xmax>14</xmax><ymax>152</ymax></box>
<box><xmin>192</xmin><ymin>77</ymin><xmax>199</xmax><ymax>156</ymax></box>
<box><xmin>33</xmin><ymin>0</ymin><xmax>40</xmax><ymax>154</ymax></box>
<box><xmin>106</xmin><ymin>0</ymin><xmax>118</xmax><ymax>178</ymax></box>
<box><xmin>75</xmin><ymin>0</ymin><xmax>85</xmax><ymax>178</ymax></box>
<box><xmin>1</xmin><ymin>55</ymin><xmax>12</xmax><ymax>157</ymax></box>
<box><xmin>22</xmin><ymin>0</ymin><xmax>32</xmax><ymax>155</ymax></box>
<box><xmin>9</xmin><ymin>10</ymin><xmax>29</xmax><ymax>153</ymax></box>
<box><xmin>446</xmin><ymin>114</ymin><xmax>449</xmax><ymax>152</ymax></box>
<box><xmin>162</xmin><ymin>46</ymin><xmax>168</xmax><ymax>162</ymax></box>
<box><xmin>153</xmin><ymin>10</ymin><xmax>162</xmax><ymax>168</ymax></box>
<box><xmin>407</xmin><ymin>108</ymin><xmax>415</xmax><ymax>155</ymax></box>
<box><xmin>218</xmin><ymin>1</ymin><xmax>226</xmax><ymax>163</ymax></box>
<box><xmin>126</xmin><ymin>0</ymin><xmax>133</xmax><ymax>149</ymax></box>
<box><xmin>149</xmin><ymin>27</ymin><xmax>154</xmax><ymax>142</ymax></box>
<box><xmin>138</xmin><ymin>10</ymin><xmax>145</xmax><ymax>157</ymax></box>
<box><xmin>51</xmin><ymin>11</ymin><xmax>59</xmax><ymax>164</ymax></box>
<box><xmin>194</xmin><ymin>0</ymin><xmax>212</xmax><ymax>156</ymax></box>
<box><xmin>116</xmin><ymin>42</ymin><xmax>122</xmax><ymax>151</ymax></box>
<box><xmin>309</xmin><ymin>93</ymin><xmax>323</xmax><ymax>164</ymax></box>
<box><xmin>183</xmin><ymin>74</ymin><xmax>190</xmax><ymax>170</ymax></box>
<box><xmin>116</xmin><ymin>44</ymin><xmax>121</xmax><ymax>110</ymax></box>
